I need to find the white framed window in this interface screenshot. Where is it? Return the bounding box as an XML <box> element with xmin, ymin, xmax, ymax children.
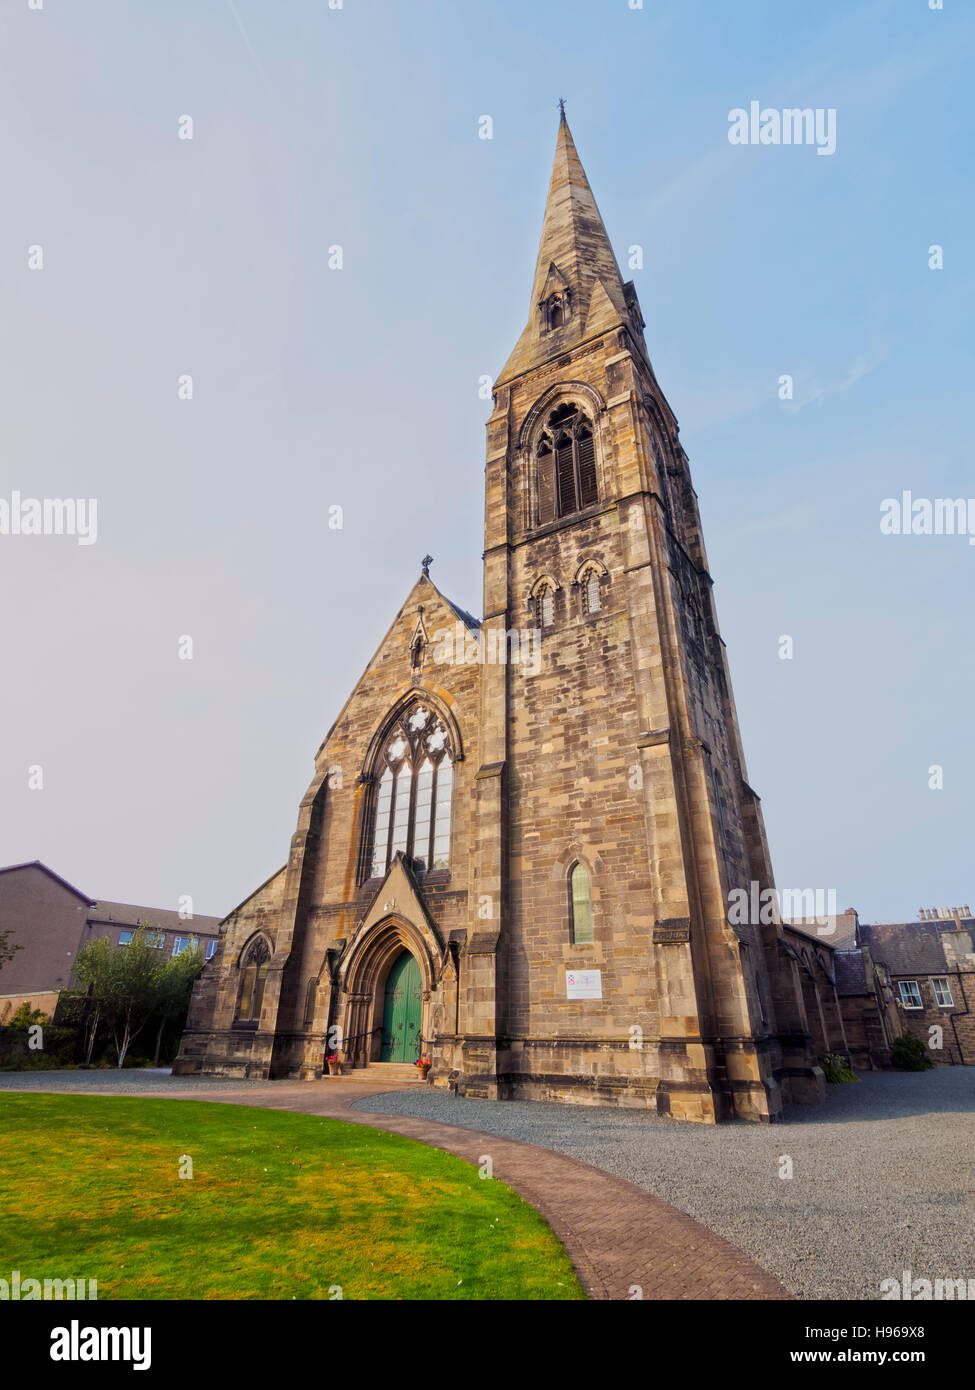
<box><xmin>206</xmin><ymin>940</ymin><xmax>219</xmax><ymax>961</ymax></box>
<box><xmin>118</xmin><ymin>930</ymin><xmax>134</xmax><ymax>946</ymax></box>
<box><xmin>898</xmin><ymin>980</ymin><xmax>922</xmax><ymax>1010</ymax></box>
<box><xmin>932</xmin><ymin>976</ymin><xmax>954</xmax><ymax>1007</ymax></box>
<box><xmin>172</xmin><ymin>935</ymin><xmax>198</xmax><ymax>956</ymax></box>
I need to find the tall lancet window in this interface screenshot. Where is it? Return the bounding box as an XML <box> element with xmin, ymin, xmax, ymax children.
<box><xmin>569</xmin><ymin>863</ymin><xmax>593</xmax><ymax>944</ymax></box>
<box><xmin>365</xmin><ymin>704</ymin><xmax>455</xmax><ymax>878</ymax></box>
<box><xmin>236</xmin><ymin>936</ymin><xmax>271</xmax><ymax>1024</ymax></box>
<box><xmin>535</xmin><ymin>403</ymin><xmax>598</xmax><ymax>524</ymax></box>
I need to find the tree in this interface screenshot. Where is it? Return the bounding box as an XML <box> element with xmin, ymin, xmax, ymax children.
<box><xmin>76</xmin><ymin>922</ymin><xmax>166</xmax><ymax>1067</ymax></box>
<box><xmin>72</xmin><ymin>935</ymin><xmax>114</xmax><ymax>1064</ymax></box>
<box><xmin>150</xmin><ymin>943</ymin><xmax>204</xmax><ymax>1066</ymax></box>
<box><xmin>0</xmin><ymin>930</ymin><xmax>22</xmax><ymax>973</ymax></box>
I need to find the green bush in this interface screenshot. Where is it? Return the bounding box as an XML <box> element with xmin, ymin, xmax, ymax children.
<box><xmin>821</xmin><ymin>1051</ymin><xmax>859</xmax><ymax>1083</ymax></box>
<box><xmin>891</xmin><ymin>1033</ymin><xmax>934</xmax><ymax>1070</ymax></box>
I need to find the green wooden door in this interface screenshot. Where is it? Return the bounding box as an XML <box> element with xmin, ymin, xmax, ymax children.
<box><xmin>380</xmin><ymin>951</ymin><xmax>422</xmax><ymax>1063</ymax></box>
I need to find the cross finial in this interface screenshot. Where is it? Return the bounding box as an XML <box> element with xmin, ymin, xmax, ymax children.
<box><xmin>421</xmin><ymin>554</ymin><xmax>433</xmax><ymax>577</ymax></box>
<box><xmin>558</xmin><ymin>97</ymin><xmax>566</xmax><ymax>119</ymax></box>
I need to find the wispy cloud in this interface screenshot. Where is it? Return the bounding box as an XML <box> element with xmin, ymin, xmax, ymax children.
<box><xmin>784</xmin><ymin>347</ymin><xmax>887</xmax><ymax>412</ymax></box>
<box><xmin>226</xmin><ymin>0</ymin><xmax>274</xmax><ymax>95</ymax></box>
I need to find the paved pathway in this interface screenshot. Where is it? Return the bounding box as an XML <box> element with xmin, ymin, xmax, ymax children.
<box><xmin>1</xmin><ymin>1074</ymin><xmax>787</xmax><ymax>1301</ymax></box>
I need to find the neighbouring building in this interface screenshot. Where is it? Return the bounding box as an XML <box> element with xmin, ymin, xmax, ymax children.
<box><xmin>0</xmin><ymin>860</ymin><xmax>221</xmax><ymax>1021</ymax></box>
<box><xmin>863</xmin><ymin>908</ymin><xmax>975</xmax><ymax>1066</ymax></box>
<box><xmin>177</xmin><ymin>115</ymin><xmax>827</xmax><ymax>1123</ymax></box>
<box><xmin>785</xmin><ymin>906</ymin><xmax>975</xmax><ymax>1069</ymax></box>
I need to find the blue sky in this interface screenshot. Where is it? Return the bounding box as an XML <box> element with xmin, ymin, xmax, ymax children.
<box><xmin>0</xmin><ymin>0</ymin><xmax>971</xmax><ymax>921</ymax></box>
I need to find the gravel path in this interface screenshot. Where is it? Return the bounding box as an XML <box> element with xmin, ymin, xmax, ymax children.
<box><xmin>354</xmin><ymin>1069</ymin><xmax>975</xmax><ymax>1301</ymax></box>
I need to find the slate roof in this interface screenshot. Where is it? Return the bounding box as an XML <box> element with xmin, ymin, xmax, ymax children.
<box><xmin>440</xmin><ymin>590</ymin><xmax>481</xmax><ymax>632</ymax></box>
<box><xmin>833</xmin><ymin>951</ymin><xmax>869</xmax><ymax>996</ymax></box>
<box><xmin>88</xmin><ymin>899</ymin><xmax>222</xmax><ymax>936</ymax></box>
<box><xmin>784</xmin><ymin>915</ymin><xmax>859</xmax><ymax>952</ymax></box>
<box><xmin>859</xmin><ymin>920</ymin><xmax>958</xmax><ymax>976</ymax></box>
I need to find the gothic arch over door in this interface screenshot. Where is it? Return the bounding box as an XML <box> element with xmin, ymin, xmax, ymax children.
<box><xmin>379</xmin><ymin>950</ymin><xmax>422</xmax><ymax>1063</ymax></box>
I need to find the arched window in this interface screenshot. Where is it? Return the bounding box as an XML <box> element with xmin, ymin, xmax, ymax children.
<box><xmin>569</xmin><ymin>863</ymin><xmax>593</xmax><ymax>944</ymax></box>
<box><xmin>365</xmin><ymin>704</ymin><xmax>454</xmax><ymax>878</ymax></box>
<box><xmin>575</xmin><ymin>560</ymin><xmax>607</xmax><ymax>617</ymax></box>
<box><xmin>236</xmin><ymin>937</ymin><xmax>270</xmax><ymax>1024</ymax></box>
<box><xmin>585</xmin><ymin>572</ymin><xmax>600</xmax><ymax>614</ymax></box>
<box><xmin>542</xmin><ymin>291</ymin><xmax>570</xmax><ymax>333</ymax></box>
<box><xmin>530</xmin><ymin>578</ymin><xmax>557</xmax><ymax>629</ymax></box>
<box><xmin>535</xmin><ymin>404</ymin><xmax>598</xmax><ymax>524</ymax></box>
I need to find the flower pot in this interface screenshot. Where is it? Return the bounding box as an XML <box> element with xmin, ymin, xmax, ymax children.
<box><xmin>327</xmin><ymin>1061</ymin><xmax>342</xmax><ymax>1076</ymax></box>
<box><xmin>417</xmin><ymin>1064</ymin><xmax>431</xmax><ymax>1080</ymax></box>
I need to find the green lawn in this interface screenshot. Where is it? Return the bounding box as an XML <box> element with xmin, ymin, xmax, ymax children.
<box><xmin>0</xmin><ymin>1094</ymin><xmax>584</xmax><ymax>1300</ymax></box>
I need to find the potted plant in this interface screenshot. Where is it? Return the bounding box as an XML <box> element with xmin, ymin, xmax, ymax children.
<box><xmin>416</xmin><ymin>1056</ymin><xmax>431</xmax><ymax>1079</ymax></box>
<box><xmin>326</xmin><ymin>1054</ymin><xmax>342</xmax><ymax>1076</ymax></box>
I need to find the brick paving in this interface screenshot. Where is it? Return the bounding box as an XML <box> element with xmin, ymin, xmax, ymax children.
<box><xmin>158</xmin><ymin>1077</ymin><xmax>790</xmax><ymax>1301</ymax></box>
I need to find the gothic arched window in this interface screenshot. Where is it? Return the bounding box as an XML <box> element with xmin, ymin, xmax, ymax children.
<box><xmin>530</xmin><ymin>578</ymin><xmax>557</xmax><ymax>629</ymax></box>
<box><xmin>365</xmin><ymin>705</ymin><xmax>454</xmax><ymax>878</ymax></box>
<box><xmin>236</xmin><ymin>937</ymin><xmax>270</xmax><ymax>1024</ymax></box>
<box><xmin>576</xmin><ymin>560</ymin><xmax>606</xmax><ymax>616</ymax></box>
<box><xmin>585</xmin><ymin>572</ymin><xmax>600</xmax><ymax>614</ymax></box>
<box><xmin>535</xmin><ymin>404</ymin><xmax>598</xmax><ymax>525</ymax></box>
<box><xmin>569</xmin><ymin>863</ymin><xmax>593</xmax><ymax>944</ymax></box>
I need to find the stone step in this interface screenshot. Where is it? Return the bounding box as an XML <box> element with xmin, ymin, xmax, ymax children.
<box><xmin>329</xmin><ymin>1063</ymin><xmax>427</xmax><ymax>1085</ymax></box>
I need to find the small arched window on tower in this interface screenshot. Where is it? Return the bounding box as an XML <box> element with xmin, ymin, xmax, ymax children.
<box><xmin>534</xmin><ymin>404</ymin><xmax>598</xmax><ymax>525</ymax></box>
<box><xmin>576</xmin><ymin>560</ymin><xmax>606</xmax><ymax>617</ymax></box>
<box><xmin>585</xmin><ymin>572</ymin><xmax>600</xmax><ymax>614</ymax></box>
<box><xmin>542</xmin><ymin>290</ymin><xmax>570</xmax><ymax>333</ymax></box>
<box><xmin>569</xmin><ymin>862</ymin><xmax>593</xmax><ymax>944</ymax></box>
<box><xmin>531</xmin><ymin>578</ymin><xmax>557</xmax><ymax>630</ymax></box>
<box><xmin>236</xmin><ymin>937</ymin><xmax>271</xmax><ymax>1024</ymax></box>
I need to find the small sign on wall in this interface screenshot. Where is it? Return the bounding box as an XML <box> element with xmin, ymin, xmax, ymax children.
<box><xmin>566</xmin><ymin>969</ymin><xmax>602</xmax><ymax>999</ymax></box>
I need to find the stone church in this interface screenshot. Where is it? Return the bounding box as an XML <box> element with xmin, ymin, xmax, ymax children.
<box><xmin>176</xmin><ymin>116</ymin><xmax>826</xmax><ymax>1123</ymax></box>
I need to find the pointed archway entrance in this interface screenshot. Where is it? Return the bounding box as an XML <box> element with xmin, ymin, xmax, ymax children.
<box><xmin>335</xmin><ymin>855</ymin><xmax>444</xmax><ymax>1070</ymax></box>
<box><xmin>380</xmin><ymin>950</ymin><xmax>423</xmax><ymax>1062</ymax></box>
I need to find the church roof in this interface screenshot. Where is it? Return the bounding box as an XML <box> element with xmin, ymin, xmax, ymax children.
<box><xmin>437</xmin><ymin>589</ymin><xmax>480</xmax><ymax>633</ymax></box>
<box><xmin>496</xmin><ymin>114</ymin><xmax>642</xmax><ymax>386</ymax></box>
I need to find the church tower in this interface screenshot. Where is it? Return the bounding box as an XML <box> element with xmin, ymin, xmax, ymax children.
<box><xmin>465</xmin><ymin>114</ymin><xmax>825</xmax><ymax>1121</ymax></box>
<box><xmin>175</xmin><ymin>115</ymin><xmax>825</xmax><ymax>1123</ymax></box>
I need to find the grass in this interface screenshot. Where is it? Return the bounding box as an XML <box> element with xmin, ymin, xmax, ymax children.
<box><xmin>0</xmin><ymin>1094</ymin><xmax>584</xmax><ymax>1301</ymax></box>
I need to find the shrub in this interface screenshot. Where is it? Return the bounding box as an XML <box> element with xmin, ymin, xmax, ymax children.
<box><xmin>891</xmin><ymin>1033</ymin><xmax>934</xmax><ymax>1071</ymax></box>
<box><xmin>821</xmin><ymin>1051</ymin><xmax>858</xmax><ymax>1083</ymax></box>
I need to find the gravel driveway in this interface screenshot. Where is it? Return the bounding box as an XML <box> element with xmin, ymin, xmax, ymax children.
<box><xmin>355</xmin><ymin>1069</ymin><xmax>975</xmax><ymax>1301</ymax></box>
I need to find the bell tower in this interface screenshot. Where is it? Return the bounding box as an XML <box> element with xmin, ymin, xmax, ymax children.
<box><xmin>470</xmin><ymin>114</ymin><xmax>824</xmax><ymax>1121</ymax></box>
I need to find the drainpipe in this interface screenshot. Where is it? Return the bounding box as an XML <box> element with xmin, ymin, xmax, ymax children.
<box><xmin>945</xmin><ymin>969</ymin><xmax>971</xmax><ymax>1065</ymax></box>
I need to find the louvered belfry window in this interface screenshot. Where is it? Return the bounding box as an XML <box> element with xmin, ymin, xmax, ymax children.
<box><xmin>366</xmin><ymin>704</ymin><xmax>454</xmax><ymax>878</ymax></box>
<box><xmin>535</xmin><ymin>404</ymin><xmax>598</xmax><ymax>524</ymax></box>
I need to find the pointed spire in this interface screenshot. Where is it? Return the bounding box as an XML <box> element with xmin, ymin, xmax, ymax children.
<box><xmin>496</xmin><ymin>114</ymin><xmax>639</xmax><ymax>385</ymax></box>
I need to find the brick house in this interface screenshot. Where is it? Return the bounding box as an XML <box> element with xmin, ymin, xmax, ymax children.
<box><xmin>0</xmin><ymin>860</ymin><xmax>221</xmax><ymax>1021</ymax></box>
<box><xmin>176</xmin><ymin>115</ymin><xmax>827</xmax><ymax>1123</ymax></box>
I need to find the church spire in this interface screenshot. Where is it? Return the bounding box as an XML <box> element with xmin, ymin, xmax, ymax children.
<box><xmin>496</xmin><ymin>113</ymin><xmax>642</xmax><ymax>386</ymax></box>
